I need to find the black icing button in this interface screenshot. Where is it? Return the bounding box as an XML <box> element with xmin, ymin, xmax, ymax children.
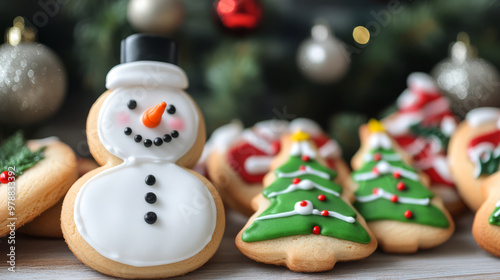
<box><xmin>171</xmin><ymin>130</ymin><xmax>179</xmax><ymax>138</ymax></box>
<box><xmin>154</xmin><ymin>137</ymin><xmax>163</xmax><ymax>146</ymax></box>
<box><xmin>144</xmin><ymin>139</ymin><xmax>152</xmax><ymax>147</ymax></box>
<box><xmin>145</xmin><ymin>175</ymin><xmax>156</xmax><ymax>186</ymax></box>
<box><xmin>166</xmin><ymin>104</ymin><xmax>176</xmax><ymax>114</ymax></box>
<box><xmin>134</xmin><ymin>135</ymin><xmax>142</xmax><ymax>142</ymax></box>
<box><xmin>144</xmin><ymin>212</ymin><xmax>157</xmax><ymax>224</ymax></box>
<box><xmin>124</xmin><ymin>127</ymin><xmax>132</xmax><ymax>135</ymax></box>
<box><xmin>145</xmin><ymin>192</ymin><xmax>157</xmax><ymax>204</ymax></box>
<box><xmin>127</xmin><ymin>99</ymin><xmax>137</xmax><ymax>109</ymax></box>
<box><xmin>163</xmin><ymin>134</ymin><xmax>172</xmax><ymax>143</ymax></box>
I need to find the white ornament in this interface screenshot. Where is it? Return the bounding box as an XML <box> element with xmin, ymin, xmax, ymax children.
<box><xmin>294</xmin><ymin>200</ymin><xmax>314</xmax><ymax>215</ymax></box>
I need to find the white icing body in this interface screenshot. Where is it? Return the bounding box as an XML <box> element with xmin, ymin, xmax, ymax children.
<box><xmin>74</xmin><ymin>61</ymin><xmax>217</xmax><ymax>267</ymax></box>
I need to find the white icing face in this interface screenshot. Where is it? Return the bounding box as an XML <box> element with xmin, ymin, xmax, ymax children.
<box><xmin>98</xmin><ymin>88</ymin><xmax>199</xmax><ymax>162</ymax></box>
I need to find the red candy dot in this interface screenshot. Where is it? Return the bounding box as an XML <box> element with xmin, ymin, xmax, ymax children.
<box><xmin>0</xmin><ymin>171</ymin><xmax>14</xmax><ymax>184</ymax></box>
<box><xmin>372</xmin><ymin>188</ymin><xmax>379</xmax><ymax>195</ymax></box>
<box><xmin>300</xmin><ymin>200</ymin><xmax>308</xmax><ymax>207</ymax></box>
<box><xmin>372</xmin><ymin>167</ymin><xmax>379</xmax><ymax>175</ymax></box>
<box><xmin>318</xmin><ymin>194</ymin><xmax>326</xmax><ymax>201</ymax></box>
<box><xmin>397</xmin><ymin>182</ymin><xmax>406</xmax><ymax>191</ymax></box>
<box><xmin>404</xmin><ymin>210</ymin><xmax>413</xmax><ymax>219</ymax></box>
<box><xmin>292</xmin><ymin>178</ymin><xmax>301</xmax><ymax>184</ymax></box>
<box><xmin>299</xmin><ymin>165</ymin><xmax>306</xmax><ymax>171</ymax></box>
<box><xmin>312</xmin><ymin>226</ymin><xmax>321</xmax><ymax>235</ymax></box>
<box><xmin>374</xmin><ymin>153</ymin><xmax>382</xmax><ymax>161</ymax></box>
<box><xmin>321</xmin><ymin>210</ymin><xmax>329</xmax><ymax>217</ymax></box>
<box><xmin>391</xmin><ymin>195</ymin><xmax>398</xmax><ymax>203</ymax></box>
<box><xmin>393</xmin><ymin>171</ymin><xmax>401</xmax><ymax>179</ymax></box>
<box><xmin>302</xmin><ymin>155</ymin><xmax>310</xmax><ymax>162</ymax></box>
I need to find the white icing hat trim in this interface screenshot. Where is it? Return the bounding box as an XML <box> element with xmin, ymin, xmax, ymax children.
<box><xmin>209</xmin><ymin>120</ymin><xmax>244</xmax><ymax>153</ymax></box>
<box><xmin>106</xmin><ymin>61</ymin><xmax>188</xmax><ymax>90</ymax></box>
<box><xmin>466</xmin><ymin>107</ymin><xmax>500</xmax><ymax>127</ymax></box>
<box><xmin>407</xmin><ymin>72</ymin><xmax>438</xmax><ymax>93</ymax></box>
<box><xmin>253</xmin><ymin>119</ymin><xmax>289</xmax><ymax>140</ymax></box>
<box><xmin>289</xmin><ymin>118</ymin><xmax>323</xmax><ymax>136</ymax></box>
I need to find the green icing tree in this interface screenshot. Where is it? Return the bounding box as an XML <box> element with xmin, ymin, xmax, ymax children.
<box><xmin>242</xmin><ymin>149</ymin><xmax>371</xmax><ymax>244</ymax></box>
<box><xmin>352</xmin><ymin>145</ymin><xmax>450</xmax><ymax>228</ymax></box>
<box><xmin>476</xmin><ymin>151</ymin><xmax>500</xmax><ymax>177</ymax></box>
<box><xmin>489</xmin><ymin>201</ymin><xmax>500</xmax><ymax>226</ymax></box>
<box><xmin>0</xmin><ymin>131</ymin><xmax>45</xmax><ymax>175</ymax></box>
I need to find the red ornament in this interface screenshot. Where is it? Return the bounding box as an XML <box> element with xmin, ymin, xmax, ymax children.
<box><xmin>214</xmin><ymin>0</ymin><xmax>262</xmax><ymax>33</ymax></box>
<box><xmin>321</xmin><ymin>210</ymin><xmax>329</xmax><ymax>217</ymax></box>
<box><xmin>0</xmin><ymin>171</ymin><xmax>14</xmax><ymax>184</ymax></box>
<box><xmin>301</xmin><ymin>155</ymin><xmax>310</xmax><ymax>162</ymax></box>
<box><xmin>318</xmin><ymin>194</ymin><xmax>326</xmax><ymax>201</ymax></box>
<box><xmin>404</xmin><ymin>210</ymin><xmax>413</xmax><ymax>219</ymax></box>
<box><xmin>300</xmin><ymin>200</ymin><xmax>308</xmax><ymax>207</ymax></box>
<box><xmin>373</xmin><ymin>153</ymin><xmax>382</xmax><ymax>161</ymax></box>
<box><xmin>312</xmin><ymin>226</ymin><xmax>321</xmax><ymax>235</ymax></box>
<box><xmin>397</xmin><ymin>182</ymin><xmax>406</xmax><ymax>191</ymax></box>
<box><xmin>393</xmin><ymin>171</ymin><xmax>401</xmax><ymax>179</ymax></box>
<box><xmin>372</xmin><ymin>167</ymin><xmax>379</xmax><ymax>175</ymax></box>
<box><xmin>299</xmin><ymin>165</ymin><xmax>306</xmax><ymax>171</ymax></box>
<box><xmin>372</xmin><ymin>188</ymin><xmax>379</xmax><ymax>195</ymax></box>
<box><xmin>391</xmin><ymin>195</ymin><xmax>398</xmax><ymax>203</ymax></box>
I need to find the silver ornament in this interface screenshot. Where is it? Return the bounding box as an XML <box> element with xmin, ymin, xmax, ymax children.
<box><xmin>127</xmin><ymin>0</ymin><xmax>185</xmax><ymax>34</ymax></box>
<box><xmin>297</xmin><ymin>22</ymin><xmax>350</xmax><ymax>84</ymax></box>
<box><xmin>0</xmin><ymin>43</ymin><xmax>67</xmax><ymax>125</ymax></box>
<box><xmin>432</xmin><ymin>40</ymin><xmax>500</xmax><ymax>118</ymax></box>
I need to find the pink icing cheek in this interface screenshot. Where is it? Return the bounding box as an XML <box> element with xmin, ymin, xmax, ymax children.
<box><xmin>116</xmin><ymin>112</ymin><xmax>131</xmax><ymax>126</ymax></box>
<box><xmin>169</xmin><ymin>117</ymin><xmax>185</xmax><ymax>132</ymax></box>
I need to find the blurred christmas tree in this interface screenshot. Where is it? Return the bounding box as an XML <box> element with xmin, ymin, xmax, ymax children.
<box><xmin>2</xmin><ymin>0</ymin><xmax>500</xmax><ymax>160</ymax></box>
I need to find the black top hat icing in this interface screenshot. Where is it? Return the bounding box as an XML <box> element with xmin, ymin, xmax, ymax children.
<box><xmin>120</xmin><ymin>34</ymin><xmax>178</xmax><ymax>65</ymax></box>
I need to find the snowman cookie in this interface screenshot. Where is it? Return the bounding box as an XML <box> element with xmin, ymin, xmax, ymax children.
<box><xmin>350</xmin><ymin>120</ymin><xmax>454</xmax><ymax>253</ymax></box>
<box><xmin>236</xmin><ymin>131</ymin><xmax>376</xmax><ymax>272</ymax></box>
<box><xmin>0</xmin><ymin>132</ymin><xmax>77</xmax><ymax>237</ymax></box>
<box><xmin>472</xmin><ymin>171</ymin><xmax>500</xmax><ymax>257</ymax></box>
<box><xmin>18</xmin><ymin>158</ymin><xmax>98</xmax><ymax>238</ymax></box>
<box><xmin>61</xmin><ymin>34</ymin><xmax>224</xmax><ymax>279</ymax></box>
<box><xmin>207</xmin><ymin>118</ymin><xmax>349</xmax><ymax>216</ymax></box>
<box><xmin>383</xmin><ymin>72</ymin><xmax>464</xmax><ymax>214</ymax></box>
<box><xmin>448</xmin><ymin>107</ymin><xmax>500</xmax><ymax>211</ymax></box>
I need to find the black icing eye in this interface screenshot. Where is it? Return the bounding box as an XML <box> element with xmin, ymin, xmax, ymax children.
<box><xmin>166</xmin><ymin>104</ymin><xmax>176</xmax><ymax>114</ymax></box>
<box><xmin>127</xmin><ymin>99</ymin><xmax>137</xmax><ymax>110</ymax></box>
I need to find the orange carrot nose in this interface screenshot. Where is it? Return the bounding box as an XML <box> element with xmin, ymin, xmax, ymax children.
<box><xmin>142</xmin><ymin>102</ymin><xmax>167</xmax><ymax>128</ymax></box>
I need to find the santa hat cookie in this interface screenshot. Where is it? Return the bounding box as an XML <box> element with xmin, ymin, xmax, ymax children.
<box><xmin>383</xmin><ymin>72</ymin><xmax>463</xmax><ymax>215</ymax></box>
<box><xmin>449</xmin><ymin>107</ymin><xmax>500</xmax><ymax>211</ymax></box>
<box><xmin>61</xmin><ymin>34</ymin><xmax>224</xmax><ymax>279</ymax></box>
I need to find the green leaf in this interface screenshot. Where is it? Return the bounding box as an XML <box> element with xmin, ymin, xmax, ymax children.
<box><xmin>0</xmin><ymin>132</ymin><xmax>45</xmax><ymax>176</ymax></box>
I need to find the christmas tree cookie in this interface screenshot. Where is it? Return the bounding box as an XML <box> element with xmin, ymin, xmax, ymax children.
<box><xmin>350</xmin><ymin>120</ymin><xmax>454</xmax><ymax>253</ymax></box>
<box><xmin>207</xmin><ymin>118</ymin><xmax>350</xmax><ymax>216</ymax></box>
<box><xmin>383</xmin><ymin>72</ymin><xmax>464</xmax><ymax>214</ymax></box>
<box><xmin>0</xmin><ymin>132</ymin><xmax>77</xmax><ymax>237</ymax></box>
<box><xmin>448</xmin><ymin>107</ymin><xmax>500</xmax><ymax>211</ymax></box>
<box><xmin>472</xmin><ymin>171</ymin><xmax>500</xmax><ymax>257</ymax></box>
<box><xmin>235</xmin><ymin>131</ymin><xmax>377</xmax><ymax>272</ymax></box>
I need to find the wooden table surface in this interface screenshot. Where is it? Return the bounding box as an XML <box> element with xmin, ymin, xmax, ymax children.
<box><xmin>2</xmin><ymin>210</ymin><xmax>500</xmax><ymax>279</ymax></box>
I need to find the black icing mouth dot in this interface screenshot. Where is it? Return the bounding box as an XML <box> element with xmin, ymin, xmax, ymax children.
<box><xmin>144</xmin><ymin>211</ymin><xmax>157</xmax><ymax>224</ymax></box>
<box><xmin>163</xmin><ymin>134</ymin><xmax>172</xmax><ymax>142</ymax></box>
<box><xmin>127</xmin><ymin>99</ymin><xmax>137</xmax><ymax>110</ymax></box>
<box><xmin>154</xmin><ymin>137</ymin><xmax>163</xmax><ymax>146</ymax></box>
<box><xmin>134</xmin><ymin>135</ymin><xmax>142</xmax><ymax>142</ymax></box>
<box><xmin>166</xmin><ymin>104</ymin><xmax>176</xmax><ymax>114</ymax></box>
<box><xmin>171</xmin><ymin>130</ymin><xmax>179</xmax><ymax>138</ymax></box>
<box><xmin>124</xmin><ymin>127</ymin><xmax>132</xmax><ymax>135</ymax></box>
<box><xmin>144</xmin><ymin>139</ymin><xmax>152</xmax><ymax>147</ymax></box>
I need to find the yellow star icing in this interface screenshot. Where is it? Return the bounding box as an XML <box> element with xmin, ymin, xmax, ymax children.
<box><xmin>368</xmin><ymin>119</ymin><xmax>385</xmax><ymax>132</ymax></box>
<box><xmin>291</xmin><ymin>131</ymin><xmax>310</xmax><ymax>142</ymax></box>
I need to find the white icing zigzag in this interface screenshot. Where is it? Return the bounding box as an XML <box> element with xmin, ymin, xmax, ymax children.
<box><xmin>267</xmin><ymin>179</ymin><xmax>340</xmax><ymax>198</ymax></box>
<box><xmin>276</xmin><ymin>166</ymin><xmax>331</xmax><ymax>180</ymax></box>
<box><xmin>353</xmin><ymin>161</ymin><xmax>419</xmax><ymax>182</ymax></box>
<box><xmin>255</xmin><ymin>200</ymin><xmax>355</xmax><ymax>223</ymax></box>
<box><xmin>355</xmin><ymin>188</ymin><xmax>430</xmax><ymax>206</ymax></box>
